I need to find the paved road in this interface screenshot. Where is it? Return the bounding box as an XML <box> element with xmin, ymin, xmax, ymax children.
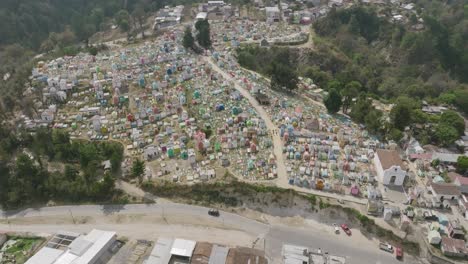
<box><xmin>0</xmin><ymin>203</ymin><xmax>415</xmax><ymax>264</ymax></box>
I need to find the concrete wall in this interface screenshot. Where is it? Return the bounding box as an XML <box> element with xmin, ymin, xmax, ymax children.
<box><xmin>382</xmin><ymin>166</ymin><xmax>406</xmax><ymax>186</ymax></box>
<box><xmin>373</xmin><ymin>154</ymin><xmax>384</xmax><ymax>183</ymax></box>
<box><xmin>0</xmin><ymin>234</ymin><xmax>7</xmax><ymax>248</ymax></box>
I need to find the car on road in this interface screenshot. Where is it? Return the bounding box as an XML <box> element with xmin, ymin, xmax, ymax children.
<box><xmin>395</xmin><ymin>247</ymin><xmax>403</xmax><ymax>260</ymax></box>
<box><xmin>341</xmin><ymin>224</ymin><xmax>352</xmax><ymax>236</ymax></box>
<box><xmin>379</xmin><ymin>242</ymin><xmax>394</xmax><ymax>253</ymax></box>
<box><xmin>337</xmin><ymin>199</ymin><xmax>345</xmax><ymax>204</ymax></box>
<box><xmin>208</xmin><ymin>209</ymin><xmax>220</xmax><ymax>217</ymax></box>
<box><xmin>333</xmin><ymin>223</ymin><xmax>340</xmax><ymax>234</ymax></box>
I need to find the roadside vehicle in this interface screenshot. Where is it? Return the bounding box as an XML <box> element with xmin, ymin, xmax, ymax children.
<box><xmin>333</xmin><ymin>223</ymin><xmax>340</xmax><ymax>234</ymax></box>
<box><xmin>341</xmin><ymin>224</ymin><xmax>352</xmax><ymax>236</ymax></box>
<box><xmin>208</xmin><ymin>209</ymin><xmax>220</xmax><ymax>217</ymax></box>
<box><xmin>395</xmin><ymin>247</ymin><xmax>403</xmax><ymax>260</ymax></box>
<box><xmin>379</xmin><ymin>242</ymin><xmax>394</xmax><ymax>253</ymax></box>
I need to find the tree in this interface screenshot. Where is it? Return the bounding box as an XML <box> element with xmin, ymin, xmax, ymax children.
<box><xmin>390</xmin><ymin>97</ymin><xmax>419</xmax><ymax>130</ymax></box>
<box><xmin>453</xmin><ymin>90</ymin><xmax>468</xmax><ymax>115</ymax></box>
<box><xmin>350</xmin><ymin>94</ymin><xmax>372</xmax><ymax>123</ymax></box>
<box><xmin>79</xmin><ymin>144</ymin><xmax>98</xmax><ymax>167</ymax></box>
<box><xmin>349</xmin><ymin>14</ymin><xmax>360</xmax><ymax>34</ymax></box>
<box><xmin>457</xmin><ymin>156</ymin><xmax>468</xmax><ymax>175</ymax></box>
<box><xmin>182</xmin><ymin>27</ymin><xmax>194</xmax><ymax>50</ymax></box>
<box><xmin>195</xmin><ymin>20</ymin><xmax>211</xmax><ymax>49</ymax></box>
<box><xmin>132</xmin><ymin>5</ymin><xmax>146</xmax><ymax>39</ymax></box>
<box><xmin>270</xmin><ymin>63</ymin><xmax>298</xmax><ymax>90</ymax></box>
<box><xmin>364</xmin><ymin>109</ymin><xmax>383</xmax><ymax>134</ymax></box>
<box><xmin>324</xmin><ymin>89</ymin><xmax>342</xmax><ymax>114</ymax></box>
<box><xmin>435</xmin><ymin>123</ymin><xmax>459</xmax><ymax>146</ymax></box>
<box><xmin>439</xmin><ymin>110</ymin><xmax>464</xmax><ymax>136</ymax></box>
<box><xmin>342</xmin><ymin>81</ymin><xmax>361</xmax><ymax>114</ymax></box>
<box><xmin>115</xmin><ymin>10</ymin><xmax>131</xmax><ymax>32</ymax></box>
<box><xmin>131</xmin><ymin>159</ymin><xmax>145</xmax><ymax>181</ymax></box>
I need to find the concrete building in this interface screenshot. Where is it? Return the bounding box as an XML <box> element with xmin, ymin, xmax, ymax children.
<box><xmin>154</xmin><ymin>5</ymin><xmax>184</xmax><ymax>30</ymax></box>
<box><xmin>25</xmin><ymin>229</ymin><xmax>117</xmax><ymax>264</ymax></box>
<box><xmin>429</xmin><ymin>183</ymin><xmax>461</xmax><ymax>202</ymax></box>
<box><xmin>265</xmin><ymin>6</ymin><xmax>280</xmax><ymax>23</ymax></box>
<box><xmin>145</xmin><ymin>237</ymin><xmax>196</xmax><ymax>264</ymax></box>
<box><xmin>441</xmin><ymin>237</ymin><xmax>467</xmax><ymax>258</ymax></box>
<box><xmin>196</xmin><ymin>12</ymin><xmax>208</xmax><ymax>21</ymax></box>
<box><xmin>374</xmin><ymin>149</ymin><xmax>407</xmax><ymax>186</ymax></box>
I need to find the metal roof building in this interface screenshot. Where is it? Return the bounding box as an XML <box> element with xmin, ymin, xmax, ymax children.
<box><xmin>171</xmin><ymin>239</ymin><xmax>196</xmax><ymax>258</ymax></box>
<box><xmin>145</xmin><ymin>237</ymin><xmax>173</xmax><ymax>264</ymax></box>
<box><xmin>208</xmin><ymin>245</ymin><xmax>228</xmax><ymax>264</ymax></box>
<box><xmin>25</xmin><ymin>229</ymin><xmax>117</xmax><ymax>264</ymax></box>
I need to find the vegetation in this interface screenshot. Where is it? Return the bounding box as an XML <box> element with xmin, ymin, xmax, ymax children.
<box><xmin>237</xmin><ymin>46</ymin><xmax>298</xmax><ymax>90</ymax></box>
<box><xmin>195</xmin><ymin>19</ymin><xmax>212</xmax><ymax>49</ymax></box>
<box><xmin>2</xmin><ymin>236</ymin><xmax>44</xmax><ymax>264</ymax></box>
<box><xmin>237</xmin><ymin>3</ymin><xmax>467</xmax><ymax>145</ymax></box>
<box><xmin>324</xmin><ymin>89</ymin><xmax>342</xmax><ymax>114</ymax></box>
<box><xmin>457</xmin><ymin>156</ymin><xmax>468</xmax><ymax>175</ymax></box>
<box><xmin>183</xmin><ymin>26</ymin><xmax>195</xmax><ymax>50</ymax></box>
<box><xmin>0</xmin><ymin>127</ymin><xmax>125</xmax><ymax>209</ymax></box>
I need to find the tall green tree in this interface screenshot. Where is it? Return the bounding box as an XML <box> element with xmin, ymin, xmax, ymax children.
<box><xmin>435</xmin><ymin>123</ymin><xmax>459</xmax><ymax>146</ymax></box>
<box><xmin>439</xmin><ymin>110</ymin><xmax>465</xmax><ymax>136</ymax></box>
<box><xmin>182</xmin><ymin>27</ymin><xmax>195</xmax><ymax>50</ymax></box>
<box><xmin>195</xmin><ymin>19</ymin><xmax>212</xmax><ymax>49</ymax></box>
<box><xmin>324</xmin><ymin>89</ymin><xmax>342</xmax><ymax>114</ymax></box>
<box><xmin>131</xmin><ymin>159</ymin><xmax>145</xmax><ymax>182</ymax></box>
<box><xmin>457</xmin><ymin>156</ymin><xmax>468</xmax><ymax>175</ymax></box>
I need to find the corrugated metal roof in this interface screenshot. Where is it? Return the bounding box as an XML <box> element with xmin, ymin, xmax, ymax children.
<box><xmin>208</xmin><ymin>245</ymin><xmax>228</xmax><ymax>264</ymax></box>
<box><xmin>146</xmin><ymin>237</ymin><xmax>173</xmax><ymax>264</ymax></box>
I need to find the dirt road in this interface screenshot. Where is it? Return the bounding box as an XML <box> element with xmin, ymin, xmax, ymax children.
<box><xmin>204</xmin><ymin>57</ymin><xmax>289</xmax><ymax>188</ymax></box>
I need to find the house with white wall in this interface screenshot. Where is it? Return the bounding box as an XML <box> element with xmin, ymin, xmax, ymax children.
<box><xmin>265</xmin><ymin>6</ymin><xmax>280</xmax><ymax>23</ymax></box>
<box><xmin>430</xmin><ymin>183</ymin><xmax>461</xmax><ymax>202</ymax></box>
<box><xmin>374</xmin><ymin>149</ymin><xmax>407</xmax><ymax>186</ymax></box>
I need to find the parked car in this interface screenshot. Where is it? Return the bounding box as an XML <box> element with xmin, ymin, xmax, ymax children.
<box><xmin>333</xmin><ymin>223</ymin><xmax>340</xmax><ymax>234</ymax></box>
<box><xmin>379</xmin><ymin>242</ymin><xmax>394</xmax><ymax>253</ymax></box>
<box><xmin>341</xmin><ymin>224</ymin><xmax>352</xmax><ymax>236</ymax></box>
<box><xmin>337</xmin><ymin>199</ymin><xmax>345</xmax><ymax>204</ymax></box>
<box><xmin>208</xmin><ymin>209</ymin><xmax>220</xmax><ymax>217</ymax></box>
<box><xmin>395</xmin><ymin>247</ymin><xmax>403</xmax><ymax>260</ymax></box>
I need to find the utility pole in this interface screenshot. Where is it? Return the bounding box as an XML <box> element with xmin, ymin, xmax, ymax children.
<box><xmin>69</xmin><ymin>209</ymin><xmax>76</xmax><ymax>224</ymax></box>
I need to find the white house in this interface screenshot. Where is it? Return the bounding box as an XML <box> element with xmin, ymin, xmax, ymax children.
<box><xmin>265</xmin><ymin>6</ymin><xmax>280</xmax><ymax>23</ymax></box>
<box><xmin>430</xmin><ymin>183</ymin><xmax>461</xmax><ymax>202</ymax></box>
<box><xmin>374</xmin><ymin>149</ymin><xmax>407</xmax><ymax>186</ymax></box>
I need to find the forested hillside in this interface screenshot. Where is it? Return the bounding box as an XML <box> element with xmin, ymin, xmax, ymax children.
<box><xmin>0</xmin><ymin>0</ymin><xmax>196</xmax><ymax>116</ymax></box>
<box><xmin>312</xmin><ymin>1</ymin><xmax>468</xmax><ymax>101</ymax></box>
<box><xmin>237</xmin><ymin>1</ymin><xmax>467</xmax><ymax>145</ymax></box>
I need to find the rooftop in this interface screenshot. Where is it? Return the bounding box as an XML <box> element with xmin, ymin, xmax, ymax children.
<box><xmin>146</xmin><ymin>237</ymin><xmax>173</xmax><ymax>264</ymax></box>
<box><xmin>25</xmin><ymin>229</ymin><xmax>116</xmax><ymax>264</ymax></box>
<box><xmin>170</xmin><ymin>239</ymin><xmax>196</xmax><ymax>258</ymax></box>
<box><xmin>376</xmin><ymin>149</ymin><xmax>404</xmax><ymax>170</ymax></box>
<box><xmin>431</xmin><ymin>183</ymin><xmax>462</xmax><ymax>196</ymax></box>
<box><xmin>441</xmin><ymin>237</ymin><xmax>466</xmax><ymax>254</ymax></box>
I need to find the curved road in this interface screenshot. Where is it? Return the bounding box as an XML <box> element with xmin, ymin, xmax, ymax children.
<box><xmin>0</xmin><ymin>203</ymin><xmax>416</xmax><ymax>264</ymax></box>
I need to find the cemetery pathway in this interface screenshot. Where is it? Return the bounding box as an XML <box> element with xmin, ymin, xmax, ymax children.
<box><xmin>206</xmin><ymin>56</ymin><xmax>369</xmax><ymax>205</ymax></box>
<box><xmin>204</xmin><ymin>57</ymin><xmax>289</xmax><ymax>187</ymax></box>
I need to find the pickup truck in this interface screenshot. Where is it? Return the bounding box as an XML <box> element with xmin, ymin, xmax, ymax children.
<box><xmin>379</xmin><ymin>242</ymin><xmax>394</xmax><ymax>253</ymax></box>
